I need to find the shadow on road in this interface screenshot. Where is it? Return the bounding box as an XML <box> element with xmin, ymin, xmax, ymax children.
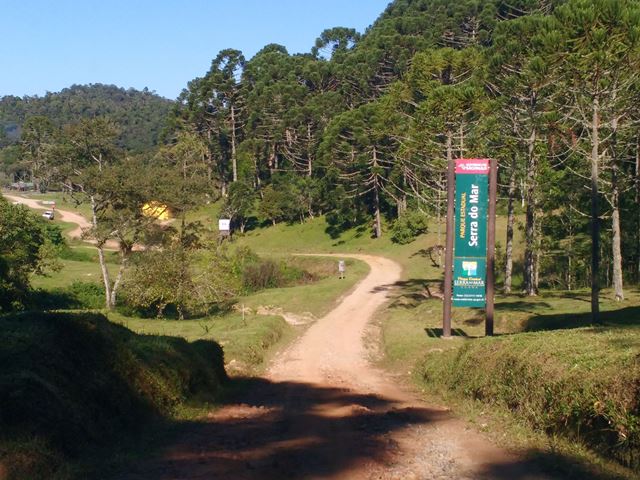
<box><xmin>109</xmin><ymin>376</ymin><xmax>628</xmax><ymax>479</ymax></box>
<box><xmin>115</xmin><ymin>376</ymin><xmax>448</xmax><ymax>479</ymax></box>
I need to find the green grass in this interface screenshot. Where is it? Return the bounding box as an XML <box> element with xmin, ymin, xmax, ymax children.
<box><xmin>109</xmin><ymin>312</ymin><xmax>291</xmax><ymax>376</ymax></box>
<box><xmin>229</xmin><ymin>210</ymin><xmax>522</xmax><ymax>290</ymax></box>
<box><xmin>416</xmin><ymin>326</ymin><xmax>640</xmax><ymax>479</ymax></box>
<box><xmin>31</xmin><ymin>259</ymin><xmax>118</xmax><ymax>289</ymax></box>
<box><xmin>239</xmin><ymin>256</ymin><xmax>369</xmax><ymax>318</ymax></box>
<box><xmin>108</xmin><ymin>255</ymin><xmax>370</xmax><ymax>375</ymax></box>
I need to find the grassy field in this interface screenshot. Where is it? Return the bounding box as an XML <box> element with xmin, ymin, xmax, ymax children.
<box><xmin>231</xmin><ymin>210</ymin><xmax>522</xmax><ymax>290</ymax></box>
<box><xmin>31</xmin><ymin>258</ymin><xmax>118</xmax><ymax>289</ymax></box>
<box><xmin>23</xmin><ymin>198</ymin><xmax>640</xmax><ymax>477</ymax></box>
<box><xmin>108</xmin><ymin>255</ymin><xmax>369</xmax><ymax>374</ymax></box>
<box><xmin>212</xmin><ymin>211</ymin><xmax>640</xmax><ymax>478</ymax></box>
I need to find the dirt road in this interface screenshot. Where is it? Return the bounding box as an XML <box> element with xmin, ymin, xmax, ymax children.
<box><xmin>118</xmin><ymin>254</ymin><xmax>552</xmax><ymax>480</ymax></box>
<box><xmin>3</xmin><ymin>193</ymin><xmax>126</xmax><ymax>249</ymax></box>
<box><xmin>4</xmin><ymin>193</ymin><xmax>90</xmax><ymax>239</ymax></box>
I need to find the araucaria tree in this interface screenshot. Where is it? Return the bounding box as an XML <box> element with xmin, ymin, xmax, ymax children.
<box><xmin>554</xmin><ymin>0</ymin><xmax>640</xmax><ymax>317</ymax></box>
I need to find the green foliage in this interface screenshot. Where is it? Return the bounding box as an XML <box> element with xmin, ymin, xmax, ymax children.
<box><xmin>229</xmin><ymin>246</ymin><xmax>316</xmax><ymax>294</ymax></box>
<box><xmin>0</xmin><ymin>84</ymin><xmax>172</xmax><ymax>152</ymax></box>
<box><xmin>122</xmin><ymin>248</ymin><xmax>239</xmax><ymax>319</ymax></box>
<box><xmin>28</xmin><ymin>281</ymin><xmax>105</xmax><ymax>311</ymax></box>
<box><xmin>66</xmin><ymin>281</ymin><xmax>105</xmax><ymax>309</ymax></box>
<box><xmin>390</xmin><ymin>210</ymin><xmax>429</xmax><ymax>244</ymax></box>
<box><xmin>0</xmin><ymin>311</ymin><xmax>226</xmax><ymax>479</ymax></box>
<box><xmin>0</xmin><ymin>199</ymin><xmax>61</xmax><ymax>312</ymax></box>
<box><xmin>221</xmin><ymin>181</ymin><xmax>256</xmax><ymax>232</ymax></box>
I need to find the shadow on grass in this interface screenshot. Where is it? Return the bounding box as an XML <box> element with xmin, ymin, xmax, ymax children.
<box><xmin>425</xmin><ymin>327</ymin><xmax>469</xmax><ymax>338</ymax></box>
<box><xmin>371</xmin><ymin>278</ymin><xmax>444</xmax><ymax>309</ymax></box>
<box><xmin>479</xmin><ymin>448</ymin><xmax>631</xmax><ymax>480</ymax></box>
<box><xmin>495</xmin><ymin>300</ymin><xmax>552</xmax><ymax>314</ymax></box>
<box><xmin>523</xmin><ymin>306</ymin><xmax>640</xmax><ymax>332</ymax></box>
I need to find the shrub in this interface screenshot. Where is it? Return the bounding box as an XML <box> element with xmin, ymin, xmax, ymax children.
<box><xmin>67</xmin><ymin>281</ymin><xmax>105</xmax><ymax>309</ymax></box>
<box><xmin>242</xmin><ymin>259</ymin><xmax>284</xmax><ymax>291</ymax></box>
<box><xmin>28</xmin><ymin>281</ymin><xmax>105</xmax><ymax>311</ymax></box>
<box><xmin>122</xmin><ymin>248</ymin><xmax>239</xmax><ymax>319</ymax></box>
<box><xmin>390</xmin><ymin>210</ymin><xmax>429</xmax><ymax>244</ymax></box>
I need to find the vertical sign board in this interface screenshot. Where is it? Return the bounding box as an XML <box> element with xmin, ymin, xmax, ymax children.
<box><xmin>453</xmin><ymin>159</ymin><xmax>490</xmax><ymax>307</ymax></box>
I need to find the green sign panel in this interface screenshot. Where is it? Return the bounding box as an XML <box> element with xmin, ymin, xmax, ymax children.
<box><xmin>453</xmin><ymin>159</ymin><xmax>490</xmax><ymax>307</ymax></box>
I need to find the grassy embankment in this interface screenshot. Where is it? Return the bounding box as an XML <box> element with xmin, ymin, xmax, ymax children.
<box><xmin>28</xmin><ymin>198</ymin><xmax>372</xmax><ymax>375</ymax></box>
<box><xmin>0</xmin><ymin>311</ymin><xmax>227</xmax><ymax>480</ymax></box>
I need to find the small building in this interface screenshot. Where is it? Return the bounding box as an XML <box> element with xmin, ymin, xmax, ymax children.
<box><xmin>9</xmin><ymin>181</ymin><xmax>34</xmax><ymax>191</ymax></box>
<box><xmin>142</xmin><ymin>201</ymin><xmax>172</xmax><ymax>220</ymax></box>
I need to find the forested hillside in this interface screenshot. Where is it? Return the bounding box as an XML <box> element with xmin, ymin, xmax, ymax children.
<box><xmin>0</xmin><ymin>84</ymin><xmax>172</xmax><ymax>151</ymax></box>
<box><xmin>2</xmin><ymin>0</ymin><xmax>639</xmax><ymax>323</ymax></box>
<box><xmin>167</xmin><ymin>0</ymin><xmax>639</xmax><ymax>319</ymax></box>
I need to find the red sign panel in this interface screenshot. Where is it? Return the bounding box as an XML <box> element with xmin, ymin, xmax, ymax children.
<box><xmin>455</xmin><ymin>158</ymin><xmax>490</xmax><ymax>175</ymax></box>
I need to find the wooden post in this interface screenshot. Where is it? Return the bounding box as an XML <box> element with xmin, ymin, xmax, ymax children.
<box><xmin>443</xmin><ymin>157</ymin><xmax>455</xmax><ymax>338</ymax></box>
<box><xmin>486</xmin><ymin>158</ymin><xmax>498</xmax><ymax>336</ymax></box>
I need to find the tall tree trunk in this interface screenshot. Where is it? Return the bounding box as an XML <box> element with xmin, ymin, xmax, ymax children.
<box><xmin>504</xmin><ymin>156</ymin><xmax>517</xmax><ymax>294</ymax></box>
<box><xmin>609</xmin><ymin>117</ymin><xmax>624</xmax><ymax>301</ymax></box>
<box><xmin>231</xmin><ymin>106</ymin><xmax>238</xmax><ymax>182</ymax></box>
<box><xmin>611</xmin><ymin>164</ymin><xmax>624</xmax><ymax>300</ymax></box>
<box><xmin>374</xmin><ymin>184</ymin><xmax>382</xmax><ymax>239</ymax></box>
<box><xmin>524</xmin><ymin>127</ymin><xmax>538</xmax><ymax>296</ymax></box>
<box><xmin>373</xmin><ymin>147</ymin><xmax>382</xmax><ymax>238</ymax></box>
<box><xmin>590</xmin><ymin>96</ymin><xmax>601</xmax><ymax>322</ymax></box>
<box><xmin>636</xmin><ymin>135</ymin><xmax>640</xmax><ymax>283</ymax></box>
<box><xmin>91</xmin><ymin>195</ymin><xmax>111</xmax><ymax>309</ymax></box>
<box><xmin>307</xmin><ymin>123</ymin><xmax>313</xmax><ymax>177</ymax></box>
<box><xmin>109</xmin><ymin>245</ymin><xmax>130</xmax><ymax>308</ymax></box>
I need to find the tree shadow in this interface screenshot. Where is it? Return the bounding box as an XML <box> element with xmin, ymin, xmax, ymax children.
<box><xmin>113</xmin><ymin>376</ymin><xmax>449</xmax><ymax>480</ymax></box>
<box><xmin>108</xmin><ymin>376</ymin><xmax>632</xmax><ymax>479</ymax></box>
<box><xmin>410</xmin><ymin>245</ymin><xmax>445</xmax><ymax>268</ymax></box>
<box><xmin>496</xmin><ymin>300</ymin><xmax>552</xmax><ymax>314</ymax></box>
<box><xmin>425</xmin><ymin>327</ymin><xmax>469</xmax><ymax>338</ymax></box>
<box><xmin>523</xmin><ymin>306</ymin><xmax>640</xmax><ymax>332</ymax></box>
<box><xmin>371</xmin><ymin>278</ymin><xmax>444</xmax><ymax>309</ymax></box>
<box><xmin>477</xmin><ymin>448</ymin><xmax>631</xmax><ymax>480</ymax></box>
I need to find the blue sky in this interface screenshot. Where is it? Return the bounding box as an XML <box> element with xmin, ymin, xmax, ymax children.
<box><xmin>1</xmin><ymin>1</ymin><xmax>391</xmax><ymax>100</ymax></box>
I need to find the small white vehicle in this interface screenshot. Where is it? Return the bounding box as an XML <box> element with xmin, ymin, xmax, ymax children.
<box><xmin>42</xmin><ymin>210</ymin><xmax>55</xmax><ymax>220</ymax></box>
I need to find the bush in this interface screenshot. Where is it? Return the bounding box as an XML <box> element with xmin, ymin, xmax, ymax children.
<box><xmin>67</xmin><ymin>281</ymin><xmax>105</xmax><ymax>309</ymax></box>
<box><xmin>390</xmin><ymin>210</ymin><xmax>429</xmax><ymax>244</ymax></box>
<box><xmin>231</xmin><ymin>248</ymin><xmax>316</xmax><ymax>293</ymax></box>
<box><xmin>242</xmin><ymin>259</ymin><xmax>284</xmax><ymax>291</ymax></box>
<box><xmin>122</xmin><ymin>248</ymin><xmax>239</xmax><ymax>319</ymax></box>
<box><xmin>28</xmin><ymin>281</ymin><xmax>105</xmax><ymax>311</ymax></box>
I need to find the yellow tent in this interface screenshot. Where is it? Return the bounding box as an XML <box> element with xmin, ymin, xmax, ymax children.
<box><xmin>142</xmin><ymin>202</ymin><xmax>171</xmax><ymax>220</ymax></box>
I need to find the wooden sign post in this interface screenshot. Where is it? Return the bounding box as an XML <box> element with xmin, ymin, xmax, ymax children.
<box><xmin>442</xmin><ymin>158</ymin><xmax>497</xmax><ymax>337</ymax></box>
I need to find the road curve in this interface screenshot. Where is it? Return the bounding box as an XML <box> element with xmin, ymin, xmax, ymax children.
<box><xmin>3</xmin><ymin>193</ymin><xmax>90</xmax><ymax>239</ymax></box>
